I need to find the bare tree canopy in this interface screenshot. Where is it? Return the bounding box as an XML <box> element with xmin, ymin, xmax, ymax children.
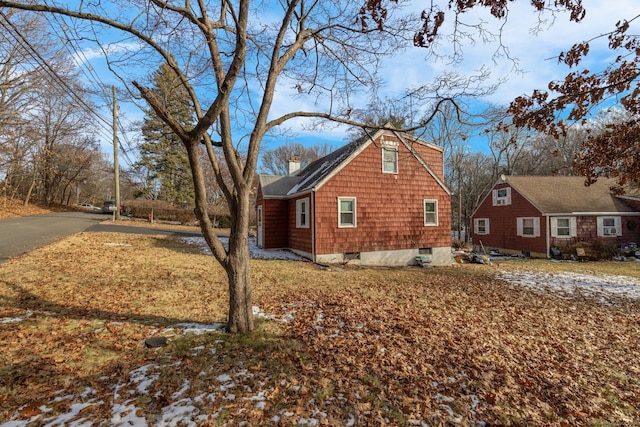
<box><xmin>363</xmin><ymin>0</ymin><xmax>638</xmax><ymax>187</ymax></box>
<box><xmin>260</xmin><ymin>142</ymin><xmax>333</xmax><ymax>176</ymax></box>
<box><xmin>0</xmin><ymin>0</ymin><xmax>487</xmax><ymax>333</ymax></box>
<box><xmin>3</xmin><ymin>0</ymin><xmax>610</xmax><ymax>332</ymax></box>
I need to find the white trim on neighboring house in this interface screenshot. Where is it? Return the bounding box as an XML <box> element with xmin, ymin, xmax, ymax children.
<box><xmin>492</xmin><ymin>187</ymin><xmax>512</xmax><ymax>206</ymax></box>
<box><xmin>474</xmin><ymin>218</ymin><xmax>490</xmax><ymax>235</ymax></box>
<box><xmin>550</xmin><ymin>216</ymin><xmax>577</xmax><ymax>238</ymax></box>
<box><xmin>311</xmin><ymin>191</ymin><xmax>316</xmax><ymax>263</ymax></box>
<box><xmin>516</xmin><ymin>217</ymin><xmax>540</xmax><ymax>237</ymax></box>
<box><xmin>597</xmin><ymin>216</ymin><xmax>622</xmax><ymax>237</ymax></box>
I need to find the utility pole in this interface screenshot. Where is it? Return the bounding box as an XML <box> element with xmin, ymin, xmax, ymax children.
<box><xmin>112</xmin><ymin>85</ymin><xmax>121</xmax><ymax>220</ymax></box>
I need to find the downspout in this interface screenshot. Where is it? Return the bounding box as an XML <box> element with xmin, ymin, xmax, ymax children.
<box><xmin>545</xmin><ymin>214</ymin><xmax>550</xmax><ymax>258</ymax></box>
<box><xmin>311</xmin><ymin>189</ymin><xmax>316</xmax><ymax>262</ymax></box>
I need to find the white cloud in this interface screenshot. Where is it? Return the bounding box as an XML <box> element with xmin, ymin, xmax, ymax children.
<box><xmin>71</xmin><ymin>0</ymin><xmax>640</xmax><ymax>154</ymax></box>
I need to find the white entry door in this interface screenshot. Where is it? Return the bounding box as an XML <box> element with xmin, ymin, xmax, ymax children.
<box><xmin>256</xmin><ymin>205</ymin><xmax>263</xmax><ymax>247</ymax></box>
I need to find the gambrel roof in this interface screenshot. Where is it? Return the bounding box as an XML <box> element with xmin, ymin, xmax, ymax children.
<box><xmin>259</xmin><ymin>129</ymin><xmax>449</xmax><ymax>198</ymax></box>
<box><xmin>500</xmin><ymin>176</ymin><xmax>638</xmax><ymax>214</ymax></box>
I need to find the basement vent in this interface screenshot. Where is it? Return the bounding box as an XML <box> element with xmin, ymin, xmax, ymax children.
<box><xmin>419</xmin><ymin>248</ymin><xmax>432</xmax><ymax>255</ymax></box>
<box><xmin>344</xmin><ymin>252</ymin><xmax>360</xmax><ymax>261</ymax></box>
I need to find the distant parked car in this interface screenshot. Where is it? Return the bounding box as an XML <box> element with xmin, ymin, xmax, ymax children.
<box><xmin>102</xmin><ymin>200</ymin><xmax>118</xmax><ymax>213</ymax></box>
<box><xmin>78</xmin><ymin>203</ymin><xmax>99</xmax><ymax>211</ymax></box>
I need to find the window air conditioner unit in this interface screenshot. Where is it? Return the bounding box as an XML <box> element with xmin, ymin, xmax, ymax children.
<box><xmin>604</xmin><ymin>227</ymin><xmax>617</xmax><ymax>236</ymax></box>
<box><xmin>496</xmin><ymin>199</ymin><xmax>505</xmax><ymax>205</ymax></box>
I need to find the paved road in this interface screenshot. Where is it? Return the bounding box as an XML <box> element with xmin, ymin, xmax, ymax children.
<box><xmin>0</xmin><ymin>211</ymin><xmax>201</xmax><ymax>264</ymax></box>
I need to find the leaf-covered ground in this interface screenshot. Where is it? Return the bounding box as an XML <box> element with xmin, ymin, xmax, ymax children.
<box><xmin>0</xmin><ymin>197</ymin><xmax>56</xmax><ymax>220</ymax></box>
<box><xmin>1</xmin><ymin>231</ymin><xmax>639</xmax><ymax>426</ymax></box>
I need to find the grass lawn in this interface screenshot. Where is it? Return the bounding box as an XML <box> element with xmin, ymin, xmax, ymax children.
<box><xmin>1</xmin><ymin>231</ymin><xmax>639</xmax><ymax>426</ymax></box>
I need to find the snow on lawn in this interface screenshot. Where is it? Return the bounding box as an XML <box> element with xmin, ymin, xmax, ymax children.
<box><xmin>181</xmin><ymin>236</ymin><xmax>304</xmax><ymax>261</ymax></box>
<box><xmin>0</xmin><ymin>307</ymin><xmax>299</xmax><ymax>427</ymax></box>
<box><xmin>498</xmin><ymin>269</ymin><xmax>640</xmax><ymax>304</ymax></box>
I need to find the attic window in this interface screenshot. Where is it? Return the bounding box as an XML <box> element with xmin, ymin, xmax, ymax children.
<box><xmin>492</xmin><ymin>187</ymin><xmax>511</xmax><ymax>206</ymax></box>
<box><xmin>381</xmin><ymin>140</ymin><xmax>398</xmax><ymax>174</ymax></box>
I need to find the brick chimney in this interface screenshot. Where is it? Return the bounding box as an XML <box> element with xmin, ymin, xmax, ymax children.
<box><xmin>287</xmin><ymin>156</ymin><xmax>301</xmax><ymax>175</ymax></box>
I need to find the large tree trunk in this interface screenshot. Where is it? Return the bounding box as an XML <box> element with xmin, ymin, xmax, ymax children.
<box><xmin>224</xmin><ymin>189</ymin><xmax>254</xmax><ymax>333</ymax></box>
<box><xmin>225</xmin><ymin>241</ymin><xmax>253</xmax><ymax>333</ymax></box>
<box><xmin>185</xmin><ymin>138</ymin><xmax>254</xmax><ymax>333</ymax></box>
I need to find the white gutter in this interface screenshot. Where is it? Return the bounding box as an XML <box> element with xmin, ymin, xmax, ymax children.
<box><xmin>311</xmin><ymin>189</ymin><xmax>316</xmax><ymax>263</ymax></box>
<box><xmin>546</xmin><ymin>215</ymin><xmax>551</xmax><ymax>259</ymax></box>
<box><xmin>543</xmin><ymin>212</ymin><xmax>640</xmax><ymax>216</ymax></box>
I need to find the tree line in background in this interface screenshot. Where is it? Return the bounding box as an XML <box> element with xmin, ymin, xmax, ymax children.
<box><xmin>0</xmin><ymin>10</ymin><xmax>631</xmax><ymax>242</ymax></box>
<box><xmin>0</xmin><ymin>11</ymin><xmax>138</xmax><ymax>207</ymax></box>
<box><xmin>260</xmin><ymin>99</ymin><xmax>630</xmax><ymax>244</ymax></box>
<box><xmin>1</xmin><ymin>0</ymin><xmax>638</xmax><ymax>334</ymax></box>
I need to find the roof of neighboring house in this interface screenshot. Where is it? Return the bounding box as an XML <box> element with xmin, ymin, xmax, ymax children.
<box><xmin>259</xmin><ymin>130</ymin><xmax>448</xmax><ymax>198</ymax></box>
<box><xmin>502</xmin><ymin>175</ymin><xmax>639</xmax><ymax>214</ymax></box>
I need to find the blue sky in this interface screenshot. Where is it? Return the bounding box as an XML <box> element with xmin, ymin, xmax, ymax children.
<box><xmin>53</xmin><ymin>0</ymin><xmax>640</xmax><ymax>164</ymax></box>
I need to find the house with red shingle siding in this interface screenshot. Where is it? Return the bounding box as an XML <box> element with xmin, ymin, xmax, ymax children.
<box><xmin>256</xmin><ymin>129</ymin><xmax>453</xmax><ymax>266</ymax></box>
<box><xmin>471</xmin><ymin>176</ymin><xmax>640</xmax><ymax>257</ymax></box>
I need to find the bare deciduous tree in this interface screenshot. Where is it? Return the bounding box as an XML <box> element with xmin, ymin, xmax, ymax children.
<box><xmin>260</xmin><ymin>142</ymin><xmax>333</xmax><ymax>176</ymax></box>
<box><xmin>0</xmin><ymin>0</ymin><xmax>495</xmax><ymax>333</ymax></box>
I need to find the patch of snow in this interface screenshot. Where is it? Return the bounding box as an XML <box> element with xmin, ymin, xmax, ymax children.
<box><xmin>216</xmin><ymin>374</ymin><xmax>232</xmax><ymax>383</ymax></box>
<box><xmin>171</xmin><ymin>380</ymin><xmax>191</xmax><ymax>399</ymax></box>
<box><xmin>129</xmin><ymin>364</ymin><xmax>159</xmax><ymax>395</ymax></box>
<box><xmin>0</xmin><ymin>311</ymin><xmax>32</xmax><ymax>324</ymax></box>
<box><xmin>498</xmin><ymin>270</ymin><xmax>640</xmax><ymax>303</ymax></box>
<box><xmin>111</xmin><ymin>400</ymin><xmax>147</xmax><ymax>426</ymax></box>
<box><xmin>253</xmin><ymin>305</ymin><xmax>293</xmax><ymax>323</ymax></box>
<box><xmin>181</xmin><ymin>236</ymin><xmax>304</xmax><ymax>261</ymax></box>
<box><xmin>167</xmin><ymin>322</ymin><xmax>225</xmax><ymax>335</ymax></box>
<box><xmin>159</xmin><ymin>398</ymin><xmax>201</xmax><ymax>426</ymax></box>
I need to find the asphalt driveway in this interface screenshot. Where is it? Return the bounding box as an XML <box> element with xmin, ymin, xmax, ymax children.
<box><xmin>0</xmin><ymin>212</ymin><xmax>201</xmax><ymax>264</ymax></box>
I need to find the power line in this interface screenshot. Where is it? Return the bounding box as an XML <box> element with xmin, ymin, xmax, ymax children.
<box><xmin>40</xmin><ymin>10</ymin><xmax>140</xmax><ymax>169</ymax></box>
<box><xmin>0</xmin><ymin>10</ymin><xmax>139</xmax><ymax>170</ymax></box>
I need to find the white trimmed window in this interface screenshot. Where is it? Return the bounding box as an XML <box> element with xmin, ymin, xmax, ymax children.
<box><xmin>492</xmin><ymin>187</ymin><xmax>511</xmax><ymax>206</ymax></box>
<box><xmin>517</xmin><ymin>217</ymin><xmax>540</xmax><ymax>237</ymax></box>
<box><xmin>551</xmin><ymin>217</ymin><xmax>576</xmax><ymax>238</ymax></box>
<box><xmin>296</xmin><ymin>197</ymin><xmax>309</xmax><ymax>228</ymax></box>
<box><xmin>474</xmin><ymin>218</ymin><xmax>490</xmax><ymax>235</ymax></box>
<box><xmin>382</xmin><ymin>146</ymin><xmax>398</xmax><ymax>174</ymax></box>
<box><xmin>597</xmin><ymin>216</ymin><xmax>621</xmax><ymax>237</ymax></box>
<box><xmin>338</xmin><ymin>197</ymin><xmax>356</xmax><ymax>228</ymax></box>
<box><xmin>423</xmin><ymin>199</ymin><xmax>438</xmax><ymax>226</ymax></box>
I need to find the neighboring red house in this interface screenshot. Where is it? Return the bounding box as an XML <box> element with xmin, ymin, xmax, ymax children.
<box><xmin>256</xmin><ymin>129</ymin><xmax>453</xmax><ymax>266</ymax></box>
<box><xmin>471</xmin><ymin>175</ymin><xmax>640</xmax><ymax>257</ymax></box>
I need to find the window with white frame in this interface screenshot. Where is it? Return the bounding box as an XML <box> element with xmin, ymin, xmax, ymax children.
<box><xmin>492</xmin><ymin>187</ymin><xmax>511</xmax><ymax>206</ymax></box>
<box><xmin>338</xmin><ymin>197</ymin><xmax>356</xmax><ymax>228</ymax></box>
<box><xmin>423</xmin><ymin>199</ymin><xmax>438</xmax><ymax>226</ymax></box>
<box><xmin>551</xmin><ymin>217</ymin><xmax>576</xmax><ymax>238</ymax></box>
<box><xmin>517</xmin><ymin>217</ymin><xmax>540</xmax><ymax>237</ymax></box>
<box><xmin>382</xmin><ymin>146</ymin><xmax>398</xmax><ymax>174</ymax></box>
<box><xmin>597</xmin><ymin>216</ymin><xmax>621</xmax><ymax>237</ymax></box>
<box><xmin>474</xmin><ymin>218</ymin><xmax>490</xmax><ymax>235</ymax></box>
<box><xmin>296</xmin><ymin>197</ymin><xmax>309</xmax><ymax>228</ymax></box>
